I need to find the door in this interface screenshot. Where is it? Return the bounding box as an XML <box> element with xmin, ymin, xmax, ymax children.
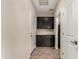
<box><xmin>63</xmin><ymin>37</ymin><xmax>78</xmax><ymax>59</ymax></box>
<box><xmin>64</xmin><ymin>0</ymin><xmax>78</xmax><ymax>39</ymax></box>
<box><xmin>62</xmin><ymin>0</ymin><xmax>78</xmax><ymax>59</ymax></box>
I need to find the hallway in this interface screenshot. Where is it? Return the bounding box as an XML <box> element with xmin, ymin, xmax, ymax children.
<box><xmin>1</xmin><ymin>0</ymin><xmax>78</xmax><ymax>59</ymax></box>
<box><xmin>30</xmin><ymin>47</ymin><xmax>60</xmax><ymax>59</ymax></box>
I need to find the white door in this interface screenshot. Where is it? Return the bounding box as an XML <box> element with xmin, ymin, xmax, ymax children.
<box><xmin>62</xmin><ymin>36</ymin><xmax>78</xmax><ymax>59</ymax></box>
<box><xmin>62</xmin><ymin>0</ymin><xmax>78</xmax><ymax>59</ymax></box>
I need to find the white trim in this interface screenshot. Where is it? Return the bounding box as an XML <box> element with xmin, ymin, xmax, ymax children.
<box><xmin>55</xmin><ymin>17</ymin><xmax>59</xmax><ymax>49</ymax></box>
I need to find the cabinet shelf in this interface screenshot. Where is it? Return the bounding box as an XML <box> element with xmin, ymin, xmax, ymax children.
<box><xmin>36</xmin><ymin>29</ymin><xmax>55</xmax><ymax>35</ymax></box>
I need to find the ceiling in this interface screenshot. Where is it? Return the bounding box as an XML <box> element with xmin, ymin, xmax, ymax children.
<box><xmin>32</xmin><ymin>0</ymin><xmax>58</xmax><ymax>14</ymax></box>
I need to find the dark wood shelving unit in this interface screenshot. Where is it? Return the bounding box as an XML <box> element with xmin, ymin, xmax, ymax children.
<box><xmin>36</xmin><ymin>17</ymin><xmax>55</xmax><ymax>47</ymax></box>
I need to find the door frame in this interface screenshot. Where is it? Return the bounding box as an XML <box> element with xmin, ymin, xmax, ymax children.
<box><xmin>60</xmin><ymin>8</ymin><xmax>66</xmax><ymax>59</ymax></box>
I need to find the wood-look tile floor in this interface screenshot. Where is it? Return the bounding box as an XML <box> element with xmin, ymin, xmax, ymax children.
<box><xmin>30</xmin><ymin>47</ymin><xmax>60</xmax><ymax>59</ymax></box>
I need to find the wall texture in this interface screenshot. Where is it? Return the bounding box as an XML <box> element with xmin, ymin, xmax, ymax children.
<box><xmin>2</xmin><ymin>0</ymin><xmax>36</xmax><ymax>59</ymax></box>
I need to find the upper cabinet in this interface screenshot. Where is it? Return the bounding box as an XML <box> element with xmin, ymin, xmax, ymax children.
<box><xmin>37</xmin><ymin>17</ymin><xmax>54</xmax><ymax>29</ymax></box>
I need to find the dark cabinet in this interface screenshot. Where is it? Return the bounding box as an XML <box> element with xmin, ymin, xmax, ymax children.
<box><xmin>37</xmin><ymin>17</ymin><xmax>54</xmax><ymax>29</ymax></box>
<box><xmin>36</xmin><ymin>17</ymin><xmax>55</xmax><ymax>47</ymax></box>
<box><xmin>36</xmin><ymin>35</ymin><xmax>55</xmax><ymax>47</ymax></box>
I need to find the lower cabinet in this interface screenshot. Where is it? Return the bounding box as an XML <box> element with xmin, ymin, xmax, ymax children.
<box><xmin>36</xmin><ymin>35</ymin><xmax>55</xmax><ymax>47</ymax></box>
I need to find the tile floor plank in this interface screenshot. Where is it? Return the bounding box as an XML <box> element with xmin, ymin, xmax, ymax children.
<box><xmin>30</xmin><ymin>47</ymin><xmax>60</xmax><ymax>59</ymax></box>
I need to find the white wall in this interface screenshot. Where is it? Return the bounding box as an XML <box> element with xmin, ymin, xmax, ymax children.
<box><xmin>2</xmin><ymin>0</ymin><xmax>36</xmax><ymax>59</ymax></box>
<box><xmin>37</xmin><ymin>12</ymin><xmax>54</xmax><ymax>17</ymax></box>
<box><xmin>54</xmin><ymin>0</ymin><xmax>64</xmax><ymax>17</ymax></box>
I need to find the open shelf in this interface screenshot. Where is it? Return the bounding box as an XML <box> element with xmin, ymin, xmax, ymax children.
<box><xmin>36</xmin><ymin>29</ymin><xmax>55</xmax><ymax>35</ymax></box>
